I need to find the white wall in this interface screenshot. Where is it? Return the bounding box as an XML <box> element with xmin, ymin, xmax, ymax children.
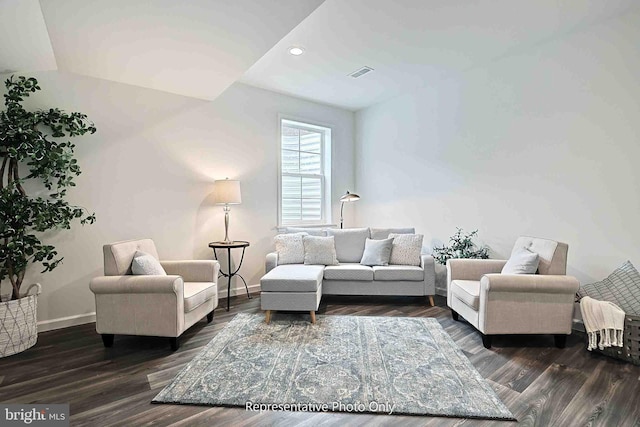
<box><xmin>1</xmin><ymin>72</ymin><xmax>354</xmax><ymax>327</ymax></box>
<box><xmin>355</xmin><ymin>11</ymin><xmax>640</xmax><ymax>292</ymax></box>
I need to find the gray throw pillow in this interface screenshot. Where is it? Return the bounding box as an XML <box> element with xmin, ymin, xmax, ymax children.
<box><xmin>274</xmin><ymin>232</ymin><xmax>308</xmax><ymax>264</ymax></box>
<box><xmin>577</xmin><ymin>261</ymin><xmax>640</xmax><ymax>315</ymax></box>
<box><xmin>131</xmin><ymin>250</ymin><xmax>166</xmax><ymax>275</ymax></box>
<box><xmin>388</xmin><ymin>233</ymin><xmax>423</xmax><ymax>266</ymax></box>
<box><xmin>501</xmin><ymin>247</ymin><xmax>539</xmax><ymax>274</ymax></box>
<box><xmin>326</xmin><ymin>228</ymin><xmax>370</xmax><ymax>263</ymax></box>
<box><xmin>303</xmin><ymin>236</ymin><xmax>339</xmax><ymax>266</ymax></box>
<box><xmin>360</xmin><ymin>238</ymin><xmax>393</xmax><ymax>266</ymax></box>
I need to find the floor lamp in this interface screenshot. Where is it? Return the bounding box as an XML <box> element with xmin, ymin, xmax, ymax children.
<box><xmin>339</xmin><ymin>190</ymin><xmax>360</xmax><ymax>229</ymax></box>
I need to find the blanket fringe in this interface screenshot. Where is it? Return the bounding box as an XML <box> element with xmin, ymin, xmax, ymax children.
<box><xmin>587</xmin><ymin>328</ymin><xmax>624</xmax><ymax>351</ymax></box>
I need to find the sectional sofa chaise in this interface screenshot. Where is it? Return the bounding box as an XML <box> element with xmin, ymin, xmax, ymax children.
<box><xmin>260</xmin><ymin>227</ymin><xmax>436</xmax><ymax>323</ymax></box>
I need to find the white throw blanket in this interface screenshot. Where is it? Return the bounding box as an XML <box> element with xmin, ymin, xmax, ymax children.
<box><xmin>579</xmin><ymin>296</ymin><xmax>626</xmax><ymax>351</ymax></box>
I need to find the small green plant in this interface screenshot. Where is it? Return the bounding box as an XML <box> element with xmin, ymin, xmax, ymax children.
<box><xmin>0</xmin><ymin>76</ymin><xmax>96</xmax><ymax>300</ymax></box>
<box><xmin>432</xmin><ymin>228</ymin><xmax>489</xmax><ymax>265</ymax></box>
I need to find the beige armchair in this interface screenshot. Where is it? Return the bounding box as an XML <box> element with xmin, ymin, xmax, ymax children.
<box><xmin>447</xmin><ymin>236</ymin><xmax>579</xmax><ymax>349</ymax></box>
<box><xmin>89</xmin><ymin>239</ymin><xmax>219</xmax><ymax>350</ymax></box>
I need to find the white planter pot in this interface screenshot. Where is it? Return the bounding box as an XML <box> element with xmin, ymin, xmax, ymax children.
<box><xmin>0</xmin><ymin>283</ymin><xmax>42</xmax><ymax>358</ymax></box>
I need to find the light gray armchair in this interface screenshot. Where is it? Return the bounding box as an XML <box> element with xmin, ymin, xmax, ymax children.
<box><xmin>447</xmin><ymin>236</ymin><xmax>579</xmax><ymax>349</ymax></box>
<box><xmin>89</xmin><ymin>239</ymin><xmax>219</xmax><ymax>350</ymax></box>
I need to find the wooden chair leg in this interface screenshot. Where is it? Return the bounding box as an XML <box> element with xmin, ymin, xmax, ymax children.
<box><xmin>101</xmin><ymin>334</ymin><xmax>114</xmax><ymax>348</ymax></box>
<box><xmin>481</xmin><ymin>334</ymin><xmax>493</xmax><ymax>349</ymax></box>
<box><xmin>554</xmin><ymin>334</ymin><xmax>567</xmax><ymax>349</ymax></box>
<box><xmin>428</xmin><ymin>295</ymin><xmax>435</xmax><ymax>307</ymax></box>
<box><xmin>170</xmin><ymin>337</ymin><xmax>180</xmax><ymax>351</ymax></box>
<box><xmin>310</xmin><ymin>311</ymin><xmax>316</xmax><ymax>324</ymax></box>
<box><xmin>265</xmin><ymin>310</ymin><xmax>272</xmax><ymax>324</ymax></box>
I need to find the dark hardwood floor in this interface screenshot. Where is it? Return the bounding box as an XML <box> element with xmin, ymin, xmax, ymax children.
<box><xmin>1</xmin><ymin>294</ymin><xmax>639</xmax><ymax>426</ymax></box>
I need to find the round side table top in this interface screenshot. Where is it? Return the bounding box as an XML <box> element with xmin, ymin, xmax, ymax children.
<box><xmin>208</xmin><ymin>241</ymin><xmax>250</xmax><ymax>249</ymax></box>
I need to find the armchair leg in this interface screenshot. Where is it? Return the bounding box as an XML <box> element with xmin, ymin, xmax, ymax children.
<box><xmin>310</xmin><ymin>311</ymin><xmax>316</xmax><ymax>324</ymax></box>
<box><xmin>207</xmin><ymin>310</ymin><xmax>214</xmax><ymax>323</ymax></box>
<box><xmin>101</xmin><ymin>334</ymin><xmax>114</xmax><ymax>348</ymax></box>
<box><xmin>481</xmin><ymin>334</ymin><xmax>493</xmax><ymax>349</ymax></box>
<box><xmin>428</xmin><ymin>295</ymin><xmax>435</xmax><ymax>307</ymax></box>
<box><xmin>265</xmin><ymin>310</ymin><xmax>272</xmax><ymax>324</ymax></box>
<box><xmin>170</xmin><ymin>337</ymin><xmax>180</xmax><ymax>351</ymax></box>
<box><xmin>451</xmin><ymin>309</ymin><xmax>459</xmax><ymax>321</ymax></box>
<box><xmin>554</xmin><ymin>334</ymin><xmax>568</xmax><ymax>349</ymax></box>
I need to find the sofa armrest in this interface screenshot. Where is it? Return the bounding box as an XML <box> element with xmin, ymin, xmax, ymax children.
<box><xmin>447</xmin><ymin>258</ymin><xmax>507</xmax><ymax>282</ymax></box>
<box><xmin>421</xmin><ymin>254</ymin><xmax>436</xmax><ymax>295</ymax></box>
<box><xmin>481</xmin><ymin>274</ymin><xmax>580</xmax><ymax>294</ymax></box>
<box><xmin>90</xmin><ymin>275</ymin><xmax>184</xmax><ymax>295</ymax></box>
<box><xmin>160</xmin><ymin>260</ymin><xmax>219</xmax><ymax>283</ymax></box>
<box><xmin>266</xmin><ymin>252</ymin><xmax>278</xmax><ymax>273</ymax></box>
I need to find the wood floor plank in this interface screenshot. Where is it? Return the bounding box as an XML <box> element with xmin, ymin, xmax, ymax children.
<box><xmin>2</xmin><ymin>293</ymin><xmax>640</xmax><ymax>426</ymax></box>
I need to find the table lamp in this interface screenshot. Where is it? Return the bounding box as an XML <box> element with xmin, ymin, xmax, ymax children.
<box><xmin>214</xmin><ymin>178</ymin><xmax>242</xmax><ymax>243</ymax></box>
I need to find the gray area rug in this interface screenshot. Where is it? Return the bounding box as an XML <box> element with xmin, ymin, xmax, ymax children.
<box><xmin>153</xmin><ymin>314</ymin><xmax>515</xmax><ymax>420</ymax></box>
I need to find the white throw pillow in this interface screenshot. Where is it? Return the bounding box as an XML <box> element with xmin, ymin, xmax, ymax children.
<box><xmin>303</xmin><ymin>236</ymin><xmax>339</xmax><ymax>266</ymax></box>
<box><xmin>274</xmin><ymin>232</ymin><xmax>308</xmax><ymax>265</ymax></box>
<box><xmin>388</xmin><ymin>233</ymin><xmax>423</xmax><ymax>266</ymax></box>
<box><xmin>501</xmin><ymin>247</ymin><xmax>540</xmax><ymax>274</ymax></box>
<box><xmin>131</xmin><ymin>250</ymin><xmax>166</xmax><ymax>275</ymax></box>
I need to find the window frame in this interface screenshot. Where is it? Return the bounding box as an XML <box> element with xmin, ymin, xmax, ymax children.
<box><xmin>278</xmin><ymin>116</ymin><xmax>332</xmax><ymax>227</ymax></box>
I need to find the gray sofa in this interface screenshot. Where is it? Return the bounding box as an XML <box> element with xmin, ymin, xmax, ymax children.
<box><xmin>261</xmin><ymin>227</ymin><xmax>436</xmax><ymax>323</ymax></box>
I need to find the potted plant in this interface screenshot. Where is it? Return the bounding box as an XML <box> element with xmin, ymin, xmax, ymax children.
<box><xmin>432</xmin><ymin>228</ymin><xmax>490</xmax><ymax>265</ymax></box>
<box><xmin>0</xmin><ymin>76</ymin><xmax>96</xmax><ymax>357</ymax></box>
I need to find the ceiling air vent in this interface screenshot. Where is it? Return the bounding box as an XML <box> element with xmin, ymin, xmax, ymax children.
<box><xmin>349</xmin><ymin>66</ymin><xmax>374</xmax><ymax>78</ymax></box>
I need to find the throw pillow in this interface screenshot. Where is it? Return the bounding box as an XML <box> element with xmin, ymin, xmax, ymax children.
<box><xmin>360</xmin><ymin>238</ymin><xmax>394</xmax><ymax>266</ymax></box>
<box><xmin>131</xmin><ymin>250</ymin><xmax>166</xmax><ymax>275</ymax></box>
<box><xmin>303</xmin><ymin>235</ymin><xmax>339</xmax><ymax>266</ymax></box>
<box><xmin>326</xmin><ymin>228</ymin><xmax>370</xmax><ymax>263</ymax></box>
<box><xmin>577</xmin><ymin>261</ymin><xmax>640</xmax><ymax>315</ymax></box>
<box><xmin>370</xmin><ymin>228</ymin><xmax>415</xmax><ymax>240</ymax></box>
<box><xmin>501</xmin><ymin>247</ymin><xmax>540</xmax><ymax>274</ymax></box>
<box><xmin>284</xmin><ymin>227</ymin><xmax>327</xmax><ymax>237</ymax></box>
<box><xmin>388</xmin><ymin>233</ymin><xmax>423</xmax><ymax>266</ymax></box>
<box><xmin>274</xmin><ymin>232</ymin><xmax>308</xmax><ymax>265</ymax></box>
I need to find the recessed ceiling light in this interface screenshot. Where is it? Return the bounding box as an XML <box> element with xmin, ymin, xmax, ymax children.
<box><xmin>288</xmin><ymin>46</ymin><xmax>304</xmax><ymax>56</ymax></box>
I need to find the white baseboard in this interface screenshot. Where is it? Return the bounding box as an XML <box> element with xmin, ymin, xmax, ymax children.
<box><xmin>38</xmin><ymin>312</ymin><xmax>96</xmax><ymax>333</ymax></box>
<box><xmin>218</xmin><ymin>283</ymin><xmax>261</xmax><ymax>299</ymax></box>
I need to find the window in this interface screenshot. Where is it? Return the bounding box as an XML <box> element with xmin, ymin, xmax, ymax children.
<box><xmin>279</xmin><ymin>118</ymin><xmax>331</xmax><ymax>226</ymax></box>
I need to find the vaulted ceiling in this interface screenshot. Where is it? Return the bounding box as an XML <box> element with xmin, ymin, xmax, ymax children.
<box><xmin>1</xmin><ymin>0</ymin><xmax>637</xmax><ymax>111</ymax></box>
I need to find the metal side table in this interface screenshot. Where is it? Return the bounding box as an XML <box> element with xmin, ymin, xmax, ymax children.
<box><xmin>208</xmin><ymin>241</ymin><xmax>251</xmax><ymax>311</ymax></box>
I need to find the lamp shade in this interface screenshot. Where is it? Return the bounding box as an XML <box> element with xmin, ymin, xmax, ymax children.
<box><xmin>214</xmin><ymin>179</ymin><xmax>242</xmax><ymax>204</ymax></box>
<box><xmin>340</xmin><ymin>191</ymin><xmax>360</xmax><ymax>202</ymax></box>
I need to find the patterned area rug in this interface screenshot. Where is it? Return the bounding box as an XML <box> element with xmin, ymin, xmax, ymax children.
<box><xmin>153</xmin><ymin>314</ymin><xmax>515</xmax><ymax>420</ymax></box>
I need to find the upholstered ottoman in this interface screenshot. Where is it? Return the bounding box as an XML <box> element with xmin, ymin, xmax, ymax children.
<box><xmin>260</xmin><ymin>265</ymin><xmax>323</xmax><ymax>324</ymax></box>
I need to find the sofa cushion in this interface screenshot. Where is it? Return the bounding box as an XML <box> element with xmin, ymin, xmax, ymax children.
<box><xmin>303</xmin><ymin>236</ymin><xmax>339</xmax><ymax>266</ymax></box>
<box><xmin>261</xmin><ymin>265</ymin><xmax>324</xmax><ymax>292</ymax></box>
<box><xmin>274</xmin><ymin>232</ymin><xmax>307</xmax><ymax>265</ymax></box>
<box><xmin>502</xmin><ymin>246</ymin><xmax>539</xmax><ymax>274</ymax></box>
<box><xmin>389</xmin><ymin>233</ymin><xmax>423</xmax><ymax>266</ymax></box>
<box><xmin>324</xmin><ymin>264</ymin><xmax>374</xmax><ymax>281</ymax></box>
<box><xmin>183</xmin><ymin>282</ymin><xmax>217</xmax><ymax>312</ymax></box>
<box><xmin>131</xmin><ymin>251</ymin><xmax>167</xmax><ymax>276</ymax></box>
<box><xmin>285</xmin><ymin>227</ymin><xmax>327</xmax><ymax>237</ymax></box>
<box><xmin>450</xmin><ymin>280</ymin><xmax>480</xmax><ymax>310</ymax></box>
<box><xmin>327</xmin><ymin>228</ymin><xmax>369</xmax><ymax>263</ymax></box>
<box><xmin>370</xmin><ymin>228</ymin><xmax>415</xmax><ymax>240</ymax></box>
<box><xmin>373</xmin><ymin>265</ymin><xmax>424</xmax><ymax>281</ymax></box>
<box><xmin>360</xmin><ymin>238</ymin><xmax>393</xmax><ymax>266</ymax></box>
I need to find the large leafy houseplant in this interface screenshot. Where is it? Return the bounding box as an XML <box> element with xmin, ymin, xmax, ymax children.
<box><xmin>0</xmin><ymin>76</ymin><xmax>96</xmax><ymax>301</ymax></box>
